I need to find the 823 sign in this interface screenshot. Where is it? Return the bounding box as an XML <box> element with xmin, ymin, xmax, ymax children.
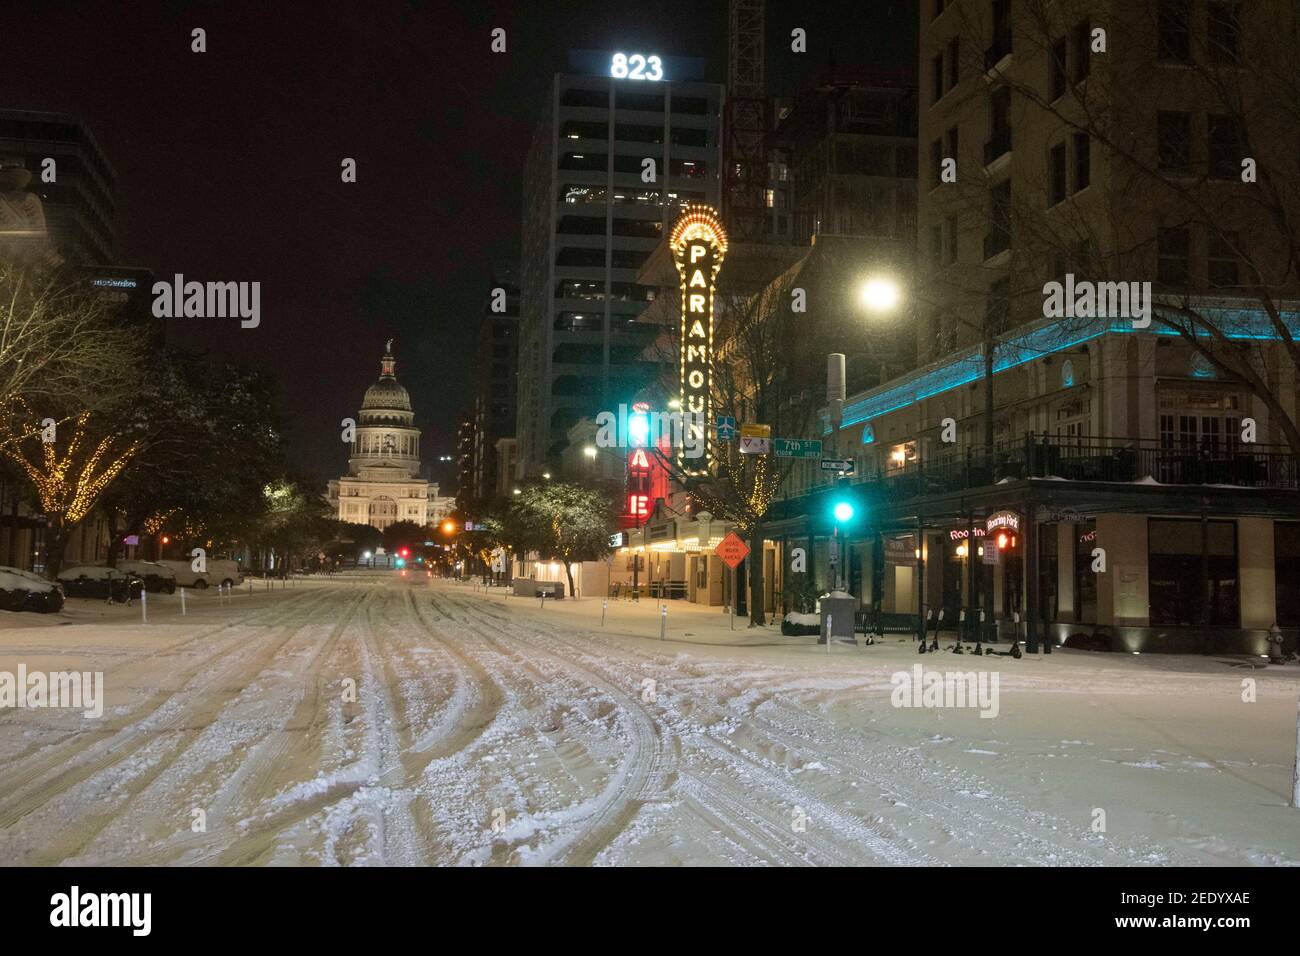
<box><xmin>611</xmin><ymin>53</ymin><xmax>664</xmax><ymax>81</ymax></box>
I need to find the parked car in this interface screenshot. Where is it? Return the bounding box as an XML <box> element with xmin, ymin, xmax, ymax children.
<box><xmin>0</xmin><ymin>567</ymin><xmax>65</xmax><ymax>613</ymax></box>
<box><xmin>112</xmin><ymin>560</ymin><xmax>176</xmax><ymax>594</ymax></box>
<box><xmin>58</xmin><ymin>565</ymin><xmax>144</xmax><ymax>602</ymax></box>
<box><xmin>156</xmin><ymin>558</ymin><xmax>243</xmax><ymax>590</ymax></box>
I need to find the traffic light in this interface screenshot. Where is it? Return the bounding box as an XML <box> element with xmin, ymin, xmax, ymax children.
<box><xmin>395</xmin><ymin>557</ymin><xmax>406</xmax><ymax>568</ymax></box>
<box><xmin>399</xmin><ymin>547</ymin><xmax>410</xmax><ymax>558</ymax></box>
<box><xmin>832</xmin><ymin>500</ymin><xmax>855</xmax><ymax>523</ymax></box>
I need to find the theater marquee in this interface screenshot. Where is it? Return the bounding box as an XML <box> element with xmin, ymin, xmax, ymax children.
<box><xmin>669</xmin><ymin>204</ymin><xmax>728</xmax><ymax>476</ymax></box>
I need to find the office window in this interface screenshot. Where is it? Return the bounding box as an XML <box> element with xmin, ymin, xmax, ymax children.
<box><xmin>1049</xmin><ymin>143</ymin><xmax>1067</xmax><ymax>205</ymax></box>
<box><xmin>1073</xmin><ymin>132</ymin><xmax>1091</xmax><ymax>192</ymax></box>
<box><xmin>945</xmin><ymin>125</ymin><xmax>959</xmax><ymax>167</ymax></box>
<box><xmin>1072</xmin><ymin>19</ymin><xmax>1092</xmax><ymax>82</ymax></box>
<box><xmin>1207</xmin><ymin>230</ymin><xmax>1241</xmax><ymax>288</ymax></box>
<box><xmin>947</xmin><ymin>37</ymin><xmax>960</xmax><ymax>90</ymax></box>
<box><xmin>934</xmin><ymin>0</ymin><xmax>945</xmax><ymax>18</ymax></box>
<box><xmin>1157</xmin><ymin>111</ymin><xmax>1192</xmax><ymax>172</ymax></box>
<box><xmin>1158</xmin><ymin>0</ymin><xmax>1192</xmax><ymax>62</ymax></box>
<box><xmin>1149</xmin><ymin>519</ymin><xmax>1239</xmax><ymax>626</ymax></box>
<box><xmin>930</xmin><ymin>222</ymin><xmax>943</xmax><ymax>263</ymax></box>
<box><xmin>1157</xmin><ymin>226</ymin><xmax>1191</xmax><ymax>286</ymax></box>
<box><xmin>932</xmin><ymin>53</ymin><xmax>944</xmax><ymax>103</ymax></box>
<box><xmin>931</xmin><ymin>137</ymin><xmax>943</xmax><ymax>186</ymax></box>
<box><xmin>944</xmin><ymin>215</ymin><xmax>958</xmax><ymax>264</ymax></box>
<box><xmin>1208</xmin><ymin>2</ymin><xmax>1241</xmax><ymax>63</ymax></box>
<box><xmin>1050</xmin><ymin>37</ymin><xmax>1067</xmax><ymax>100</ymax></box>
<box><xmin>1208</xmin><ymin>115</ymin><xmax>1243</xmax><ymax>179</ymax></box>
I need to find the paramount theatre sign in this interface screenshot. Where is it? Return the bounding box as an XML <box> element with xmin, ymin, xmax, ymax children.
<box><xmin>670</xmin><ymin>204</ymin><xmax>728</xmax><ymax>476</ymax></box>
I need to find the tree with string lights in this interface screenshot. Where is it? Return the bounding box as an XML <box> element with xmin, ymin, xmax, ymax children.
<box><xmin>3</xmin><ymin>408</ymin><xmax>139</xmax><ymax>578</ymax></box>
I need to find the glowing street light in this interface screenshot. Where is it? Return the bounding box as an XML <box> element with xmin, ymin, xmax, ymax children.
<box><xmin>857</xmin><ymin>275</ymin><xmax>902</xmax><ymax>313</ymax></box>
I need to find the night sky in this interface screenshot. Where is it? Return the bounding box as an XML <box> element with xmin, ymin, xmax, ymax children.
<box><xmin>2</xmin><ymin>0</ymin><xmax>914</xmax><ymax>486</ymax></box>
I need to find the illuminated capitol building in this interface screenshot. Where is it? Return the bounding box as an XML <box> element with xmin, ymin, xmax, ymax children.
<box><xmin>328</xmin><ymin>343</ymin><xmax>439</xmax><ymax>531</ymax></box>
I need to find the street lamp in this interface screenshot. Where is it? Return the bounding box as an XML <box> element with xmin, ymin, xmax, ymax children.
<box><xmin>857</xmin><ymin>275</ymin><xmax>902</xmax><ymax>313</ymax></box>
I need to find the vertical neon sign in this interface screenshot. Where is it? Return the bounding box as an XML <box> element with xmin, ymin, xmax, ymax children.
<box><xmin>669</xmin><ymin>204</ymin><xmax>728</xmax><ymax>477</ymax></box>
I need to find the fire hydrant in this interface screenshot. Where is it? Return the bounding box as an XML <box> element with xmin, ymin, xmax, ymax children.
<box><xmin>1268</xmin><ymin>623</ymin><xmax>1286</xmax><ymax>664</ymax></box>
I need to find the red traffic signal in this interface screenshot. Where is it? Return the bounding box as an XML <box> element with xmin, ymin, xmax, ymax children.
<box><xmin>399</xmin><ymin>547</ymin><xmax>410</xmax><ymax>558</ymax></box>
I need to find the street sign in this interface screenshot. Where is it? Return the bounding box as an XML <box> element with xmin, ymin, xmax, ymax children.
<box><xmin>715</xmin><ymin>531</ymin><xmax>750</xmax><ymax>570</ymax></box>
<box><xmin>773</xmin><ymin>438</ymin><xmax>822</xmax><ymax>459</ymax></box>
<box><xmin>820</xmin><ymin>458</ymin><xmax>855</xmax><ymax>472</ymax></box>
<box><xmin>739</xmin><ymin>424</ymin><xmax>770</xmax><ymax>454</ymax></box>
<box><xmin>715</xmin><ymin>415</ymin><xmax>736</xmax><ymax>442</ymax></box>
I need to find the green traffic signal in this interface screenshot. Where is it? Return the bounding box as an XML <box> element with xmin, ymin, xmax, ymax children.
<box><xmin>833</xmin><ymin>501</ymin><xmax>855</xmax><ymax>523</ymax></box>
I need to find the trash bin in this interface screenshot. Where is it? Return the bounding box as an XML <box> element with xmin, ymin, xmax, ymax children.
<box><xmin>819</xmin><ymin>592</ymin><xmax>857</xmax><ymax>643</ymax></box>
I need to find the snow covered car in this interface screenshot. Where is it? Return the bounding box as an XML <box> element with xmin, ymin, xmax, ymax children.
<box><xmin>156</xmin><ymin>558</ymin><xmax>243</xmax><ymax>590</ymax></box>
<box><xmin>57</xmin><ymin>565</ymin><xmax>144</xmax><ymax>602</ymax></box>
<box><xmin>112</xmin><ymin>560</ymin><xmax>176</xmax><ymax>594</ymax></box>
<box><xmin>0</xmin><ymin>567</ymin><xmax>64</xmax><ymax>613</ymax></box>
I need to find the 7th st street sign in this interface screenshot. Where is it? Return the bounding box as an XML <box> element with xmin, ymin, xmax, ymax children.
<box><xmin>773</xmin><ymin>438</ymin><xmax>822</xmax><ymax>459</ymax></box>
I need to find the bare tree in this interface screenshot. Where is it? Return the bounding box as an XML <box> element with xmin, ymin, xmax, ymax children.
<box><xmin>0</xmin><ymin>265</ymin><xmax>142</xmax><ymax>443</ymax></box>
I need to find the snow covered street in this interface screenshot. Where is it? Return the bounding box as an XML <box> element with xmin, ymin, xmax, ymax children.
<box><xmin>1</xmin><ymin>574</ymin><xmax>1297</xmax><ymax>867</ymax></box>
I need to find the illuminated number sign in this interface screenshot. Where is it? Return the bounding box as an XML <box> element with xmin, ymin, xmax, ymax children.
<box><xmin>611</xmin><ymin>53</ymin><xmax>664</xmax><ymax>81</ymax></box>
<box><xmin>670</xmin><ymin>205</ymin><xmax>728</xmax><ymax>477</ymax></box>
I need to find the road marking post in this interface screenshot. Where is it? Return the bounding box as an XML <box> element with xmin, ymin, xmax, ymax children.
<box><xmin>1292</xmin><ymin>697</ymin><xmax>1299</xmax><ymax>809</ymax></box>
<box><xmin>141</xmin><ymin>588</ymin><xmax>148</xmax><ymax>625</ymax></box>
<box><xmin>180</xmin><ymin>587</ymin><xmax>186</xmax><ymax>616</ymax></box>
<box><xmin>660</xmin><ymin>604</ymin><xmax>667</xmax><ymax>641</ymax></box>
<box><xmin>826</xmin><ymin>614</ymin><xmax>832</xmax><ymax>654</ymax></box>
<box><xmin>601</xmin><ymin>599</ymin><xmax>608</xmax><ymax>626</ymax></box>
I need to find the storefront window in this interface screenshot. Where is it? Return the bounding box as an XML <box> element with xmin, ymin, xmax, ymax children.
<box><xmin>1148</xmin><ymin>519</ymin><xmax>1239</xmax><ymax>626</ymax></box>
<box><xmin>1073</xmin><ymin>521</ymin><xmax>1097</xmax><ymax>623</ymax></box>
<box><xmin>1040</xmin><ymin>523</ymin><xmax>1059</xmax><ymax>621</ymax></box>
<box><xmin>1275</xmin><ymin>523</ymin><xmax>1300</xmax><ymax>627</ymax></box>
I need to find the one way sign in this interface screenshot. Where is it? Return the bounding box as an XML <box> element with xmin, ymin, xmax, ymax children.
<box><xmin>820</xmin><ymin>458</ymin><xmax>855</xmax><ymax>472</ymax></box>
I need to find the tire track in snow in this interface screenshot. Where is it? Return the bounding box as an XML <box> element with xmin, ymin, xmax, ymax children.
<box><xmin>435</xmin><ymin>590</ymin><xmax>670</xmax><ymax>867</ymax></box>
<box><xmin>0</xmin><ymin>587</ymin><xmax>341</xmax><ymax>844</ymax></box>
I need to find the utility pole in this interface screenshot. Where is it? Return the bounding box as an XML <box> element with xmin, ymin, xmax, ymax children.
<box><xmin>982</xmin><ymin>313</ymin><xmax>996</xmax><ymax>644</ymax></box>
